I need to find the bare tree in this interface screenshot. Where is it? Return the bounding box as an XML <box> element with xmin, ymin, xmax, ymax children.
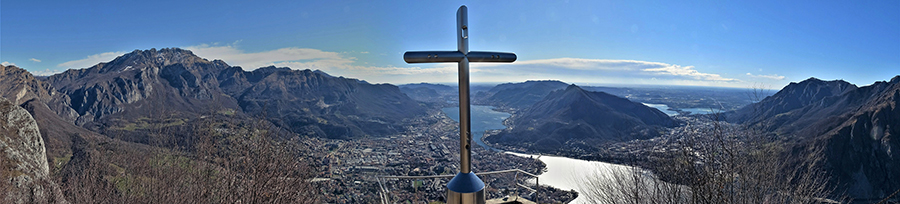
<box><xmin>582</xmin><ymin>116</ymin><xmax>834</xmax><ymax>204</ymax></box>
<box><xmin>581</xmin><ymin>92</ymin><xmax>836</xmax><ymax>204</ymax></box>
<box><xmin>56</xmin><ymin>111</ymin><xmax>320</xmax><ymax>203</ymax></box>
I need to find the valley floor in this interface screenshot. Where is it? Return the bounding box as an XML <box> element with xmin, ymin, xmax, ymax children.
<box><xmin>307</xmin><ymin>110</ymin><xmax>577</xmax><ymax>203</ymax></box>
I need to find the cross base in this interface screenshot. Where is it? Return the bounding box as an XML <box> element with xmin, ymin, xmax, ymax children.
<box><xmin>447</xmin><ymin>189</ymin><xmax>485</xmax><ymax>204</ymax></box>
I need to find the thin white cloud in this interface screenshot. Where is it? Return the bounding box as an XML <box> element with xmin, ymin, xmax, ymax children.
<box><xmin>1</xmin><ymin>61</ymin><xmax>15</xmax><ymax>66</ymax></box>
<box><xmin>69</xmin><ymin>45</ymin><xmax>750</xmax><ymax>87</ymax></box>
<box><xmin>487</xmin><ymin>58</ymin><xmax>738</xmax><ymax>82</ymax></box>
<box><xmin>180</xmin><ymin>44</ymin><xmax>454</xmax><ymax>81</ymax></box>
<box><xmin>184</xmin><ymin>44</ymin><xmax>345</xmax><ymax>70</ymax></box>
<box><xmin>174</xmin><ymin>45</ymin><xmax>740</xmax><ymax>86</ymax></box>
<box><xmin>746</xmin><ymin>73</ymin><xmax>785</xmax><ymax>80</ymax></box>
<box><xmin>644</xmin><ymin>65</ymin><xmax>737</xmax><ymax>82</ymax></box>
<box><xmin>31</xmin><ymin>68</ymin><xmax>65</xmax><ymax>76</ymax></box>
<box><xmin>29</xmin><ymin>58</ymin><xmax>41</xmax><ymax>63</ymax></box>
<box><xmin>51</xmin><ymin>45</ymin><xmax>455</xmax><ymax>84</ymax></box>
<box><xmin>58</xmin><ymin>51</ymin><xmax>127</xmax><ymax>69</ymax></box>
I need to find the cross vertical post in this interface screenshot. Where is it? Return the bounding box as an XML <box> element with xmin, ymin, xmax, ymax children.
<box><xmin>404</xmin><ymin>5</ymin><xmax>516</xmax><ymax>204</ymax></box>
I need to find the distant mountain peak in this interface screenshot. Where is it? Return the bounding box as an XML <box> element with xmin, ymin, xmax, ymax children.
<box><xmin>116</xmin><ymin>48</ymin><xmax>207</xmax><ymax>66</ymax></box>
<box><xmin>524</xmin><ymin>79</ymin><xmax>565</xmax><ymax>83</ymax></box>
<box><xmin>486</xmin><ymin>82</ymin><xmax>674</xmax><ymax>152</ymax></box>
<box><xmin>479</xmin><ymin>80</ymin><xmax>572</xmax><ymax>109</ymax></box>
<box><xmin>794</xmin><ymin>77</ymin><xmax>851</xmax><ymax>86</ymax></box>
<box><xmin>803</xmin><ymin>77</ymin><xmax>823</xmax><ymax>82</ymax></box>
<box><xmin>252</xmin><ymin>66</ymin><xmax>292</xmax><ymax>74</ymax></box>
<box><xmin>313</xmin><ymin>69</ymin><xmax>334</xmax><ymax>78</ymax></box>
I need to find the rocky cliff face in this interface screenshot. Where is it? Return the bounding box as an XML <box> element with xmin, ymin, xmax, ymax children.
<box><xmin>810</xmin><ymin>76</ymin><xmax>900</xmax><ymax>199</ymax></box>
<box><xmin>1</xmin><ymin>65</ymin><xmax>83</xmax><ymax>164</ymax></box>
<box><xmin>36</xmin><ymin>48</ymin><xmax>427</xmax><ymax>140</ymax></box>
<box><xmin>46</xmin><ymin>48</ymin><xmax>238</xmax><ymax>126</ymax></box>
<box><xmin>0</xmin><ymin>97</ymin><xmax>67</xmax><ymax>203</ymax></box>
<box><xmin>0</xmin><ymin>65</ymin><xmax>79</xmax><ymax>123</ymax></box>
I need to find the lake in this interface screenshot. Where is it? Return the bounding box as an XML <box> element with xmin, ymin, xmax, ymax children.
<box><xmin>441</xmin><ymin>105</ymin><xmax>510</xmax><ymax>152</ymax></box>
<box><xmin>642</xmin><ymin>103</ymin><xmax>679</xmax><ymax>116</ymax></box>
<box><xmin>642</xmin><ymin>103</ymin><xmax>724</xmax><ymax>115</ymax></box>
<box><xmin>679</xmin><ymin>107</ymin><xmax>724</xmax><ymax>115</ymax></box>
<box><xmin>442</xmin><ymin>105</ymin><xmax>638</xmax><ymax>203</ymax></box>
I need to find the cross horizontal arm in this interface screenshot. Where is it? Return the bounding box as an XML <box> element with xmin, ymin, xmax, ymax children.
<box><xmin>466</xmin><ymin>51</ymin><xmax>517</xmax><ymax>63</ymax></box>
<box><xmin>404</xmin><ymin>51</ymin><xmax>465</xmax><ymax>63</ymax></box>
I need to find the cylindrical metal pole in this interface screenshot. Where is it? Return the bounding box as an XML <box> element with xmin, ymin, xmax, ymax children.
<box><xmin>457</xmin><ymin>6</ymin><xmax>468</xmax><ymax>55</ymax></box>
<box><xmin>457</xmin><ymin>4</ymin><xmax>471</xmax><ymax>175</ymax></box>
<box><xmin>447</xmin><ymin>5</ymin><xmax>485</xmax><ymax>204</ymax></box>
<box><xmin>458</xmin><ymin>57</ymin><xmax>471</xmax><ymax>174</ymax></box>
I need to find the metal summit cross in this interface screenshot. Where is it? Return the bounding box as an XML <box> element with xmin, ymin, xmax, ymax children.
<box><xmin>403</xmin><ymin>5</ymin><xmax>516</xmax><ymax>204</ymax></box>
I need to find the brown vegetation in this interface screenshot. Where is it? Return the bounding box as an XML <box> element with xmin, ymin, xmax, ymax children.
<box><xmin>55</xmin><ymin>115</ymin><xmax>319</xmax><ymax>203</ymax></box>
<box><xmin>580</xmin><ymin>87</ymin><xmax>838</xmax><ymax>204</ymax></box>
<box><xmin>581</xmin><ymin>115</ymin><xmax>836</xmax><ymax>204</ymax></box>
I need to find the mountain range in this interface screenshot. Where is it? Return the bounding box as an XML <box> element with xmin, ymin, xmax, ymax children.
<box><xmin>1</xmin><ymin>47</ymin><xmax>897</xmax><ymax>202</ymax></box>
<box><xmin>725</xmin><ymin>76</ymin><xmax>900</xmax><ymax>199</ymax></box>
<box><xmin>26</xmin><ymin>48</ymin><xmax>426</xmax><ymax>141</ymax></box>
<box><xmin>1</xmin><ymin>48</ymin><xmax>432</xmax><ymax>203</ymax></box>
<box><xmin>399</xmin><ymin>83</ymin><xmax>457</xmax><ymax>103</ymax></box>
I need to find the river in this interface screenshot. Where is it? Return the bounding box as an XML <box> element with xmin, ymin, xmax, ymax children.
<box><xmin>442</xmin><ymin>105</ymin><xmax>638</xmax><ymax>203</ymax></box>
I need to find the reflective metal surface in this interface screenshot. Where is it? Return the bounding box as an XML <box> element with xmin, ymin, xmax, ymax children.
<box><xmin>466</xmin><ymin>51</ymin><xmax>517</xmax><ymax>63</ymax></box>
<box><xmin>404</xmin><ymin>51</ymin><xmax>465</xmax><ymax>63</ymax></box>
<box><xmin>402</xmin><ymin>5</ymin><xmax>516</xmax><ymax>204</ymax></box>
<box><xmin>447</xmin><ymin>188</ymin><xmax>485</xmax><ymax>204</ymax></box>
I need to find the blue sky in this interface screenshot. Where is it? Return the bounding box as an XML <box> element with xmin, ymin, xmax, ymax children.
<box><xmin>1</xmin><ymin>0</ymin><xmax>898</xmax><ymax>89</ymax></box>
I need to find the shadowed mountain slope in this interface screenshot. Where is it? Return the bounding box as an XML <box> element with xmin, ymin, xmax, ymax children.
<box><xmin>474</xmin><ymin>80</ymin><xmax>570</xmax><ymax>109</ymax></box>
<box><xmin>486</xmin><ymin>85</ymin><xmax>675</xmax><ymax>152</ymax></box>
<box><xmin>35</xmin><ymin>48</ymin><xmax>428</xmax><ymax>139</ymax></box>
<box><xmin>726</xmin><ymin>76</ymin><xmax>900</xmax><ymax>199</ymax></box>
<box><xmin>399</xmin><ymin>83</ymin><xmax>457</xmax><ymax>103</ymax></box>
<box><xmin>45</xmin><ymin>48</ymin><xmax>240</xmax><ymax>127</ymax></box>
<box><xmin>726</xmin><ymin>77</ymin><xmax>858</xmax><ymax>133</ymax></box>
<box><xmin>218</xmin><ymin>66</ymin><xmax>427</xmax><ymax>139</ymax></box>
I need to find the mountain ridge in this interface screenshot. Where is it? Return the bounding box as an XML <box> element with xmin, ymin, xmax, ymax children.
<box><xmin>486</xmin><ymin>85</ymin><xmax>675</xmax><ymax>152</ymax></box>
<box><xmin>38</xmin><ymin>48</ymin><xmax>426</xmax><ymax>139</ymax></box>
<box><xmin>726</xmin><ymin>76</ymin><xmax>900</xmax><ymax>199</ymax></box>
<box><xmin>474</xmin><ymin>80</ymin><xmax>570</xmax><ymax>109</ymax></box>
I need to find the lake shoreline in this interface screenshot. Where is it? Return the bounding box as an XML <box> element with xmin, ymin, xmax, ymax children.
<box><xmin>443</xmin><ymin>105</ymin><xmax>646</xmax><ymax>203</ymax></box>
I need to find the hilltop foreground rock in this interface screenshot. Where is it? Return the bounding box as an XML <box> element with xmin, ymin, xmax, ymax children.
<box><xmin>1</xmin><ymin>97</ymin><xmax>67</xmax><ymax>203</ymax></box>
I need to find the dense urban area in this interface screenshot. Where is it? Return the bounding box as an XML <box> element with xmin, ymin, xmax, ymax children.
<box><xmin>306</xmin><ymin>110</ymin><xmax>577</xmax><ymax>203</ymax></box>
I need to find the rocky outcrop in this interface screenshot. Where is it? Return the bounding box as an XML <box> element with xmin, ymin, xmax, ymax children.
<box><xmin>1</xmin><ymin>97</ymin><xmax>67</xmax><ymax>203</ymax></box>
<box><xmin>0</xmin><ymin>65</ymin><xmax>81</xmax><ymax>168</ymax></box>
<box><xmin>0</xmin><ymin>65</ymin><xmax>79</xmax><ymax>123</ymax></box>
